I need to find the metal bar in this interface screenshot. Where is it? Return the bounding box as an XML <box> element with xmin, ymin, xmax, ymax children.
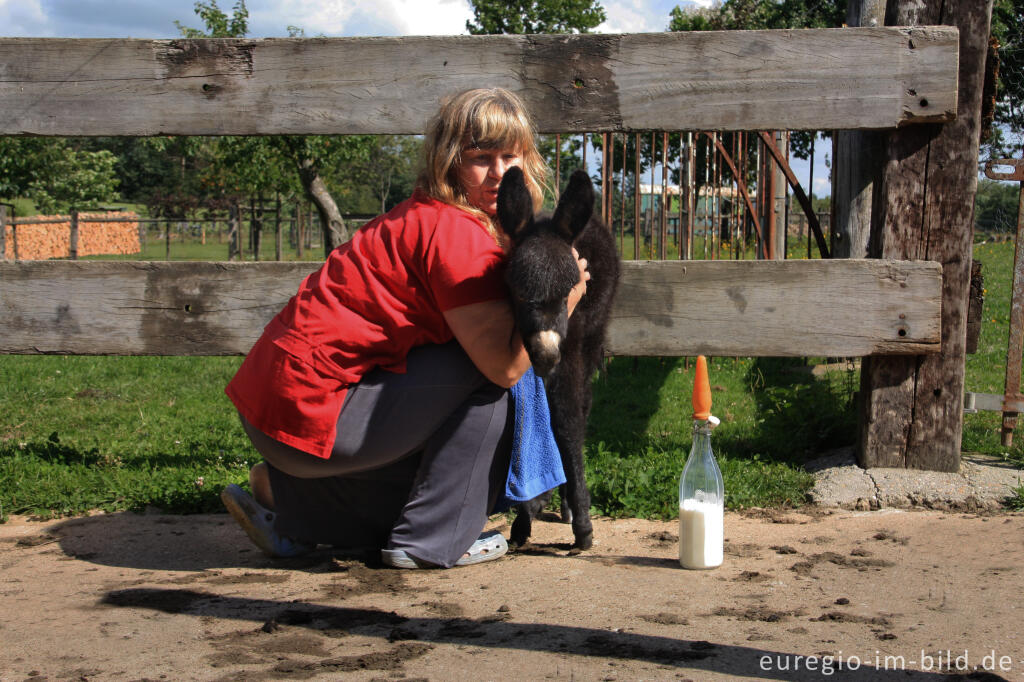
<box><xmin>69</xmin><ymin>211</ymin><xmax>79</xmax><ymax>260</ymax></box>
<box><xmin>619</xmin><ymin>135</ymin><xmax>626</xmax><ymax>257</ymax></box>
<box><xmin>650</xmin><ymin>131</ymin><xmax>656</xmax><ymax>259</ymax></box>
<box><xmin>703</xmin><ymin>132</ymin><xmax>764</xmax><ymax>246</ymax></box>
<box><xmin>660</xmin><ymin>131</ymin><xmax>668</xmax><ymax>261</ymax></box>
<box><xmin>555</xmin><ymin>133</ymin><xmax>562</xmax><ymax>200</ymax></box>
<box><xmin>808</xmin><ymin>133</ymin><xmax>815</xmax><ymax>259</ymax></box>
<box><xmin>633</xmin><ymin>132</ymin><xmax>640</xmax><ymax>261</ymax></box>
<box><xmin>598</xmin><ymin>132</ymin><xmax>605</xmax><ymax>224</ymax></box>
<box><xmin>759</xmin><ymin>131</ymin><xmax>831</xmax><ymax>259</ymax></box>
<box><xmin>739</xmin><ymin>132</ymin><xmax>747</xmax><ymax>260</ymax></box>
<box><xmin>1002</xmin><ymin>177</ymin><xmax>1024</xmax><ymax>445</ymax></box>
<box><xmin>964</xmin><ymin>392</ymin><xmax>1024</xmax><ymax>415</ymax></box>
<box><xmin>686</xmin><ymin>132</ymin><xmax>694</xmax><ymax>260</ymax></box>
<box><xmin>677</xmin><ymin>132</ymin><xmax>685</xmax><ymax>259</ymax></box>
<box><xmin>984</xmin><ymin>158</ymin><xmax>1024</xmax><ymax>445</ymax></box>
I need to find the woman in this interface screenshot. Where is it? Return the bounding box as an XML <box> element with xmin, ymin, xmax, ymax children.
<box><xmin>222</xmin><ymin>88</ymin><xmax>589</xmax><ymax>568</ymax></box>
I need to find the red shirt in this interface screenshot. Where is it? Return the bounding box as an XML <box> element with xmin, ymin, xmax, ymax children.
<box><xmin>226</xmin><ymin>191</ymin><xmax>508</xmax><ymax>459</ymax></box>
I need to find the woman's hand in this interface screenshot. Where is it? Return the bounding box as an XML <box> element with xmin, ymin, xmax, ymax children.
<box><xmin>567</xmin><ymin>247</ymin><xmax>591</xmax><ymax>317</ymax></box>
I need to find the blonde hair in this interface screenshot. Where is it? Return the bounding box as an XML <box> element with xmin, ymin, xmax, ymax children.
<box><xmin>418</xmin><ymin>88</ymin><xmax>549</xmax><ymax>240</ymax></box>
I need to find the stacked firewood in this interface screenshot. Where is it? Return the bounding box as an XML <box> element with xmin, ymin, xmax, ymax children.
<box><xmin>3</xmin><ymin>212</ymin><xmax>142</xmax><ymax>260</ymax></box>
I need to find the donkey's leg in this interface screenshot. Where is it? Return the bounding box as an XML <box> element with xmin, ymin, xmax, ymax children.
<box><xmin>510</xmin><ymin>492</ymin><xmax>550</xmax><ymax>548</ymax></box>
<box><xmin>547</xmin><ymin>355</ymin><xmax>592</xmax><ymax>550</ymax></box>
<box><xmin>559</xmin><ymin>484</ymin><xmax>572</xmax><ymax>524</ymax></box>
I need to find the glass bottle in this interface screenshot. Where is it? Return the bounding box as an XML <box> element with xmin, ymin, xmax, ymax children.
<box><xmin>678</xmin><ymin>355</ymin><xmax>724</xmax><ymax>569</ymax></box>
<box><xmin>678</xmin><ymin>415</ymin><xmax>724</xmax><ymax>569</ymax></box>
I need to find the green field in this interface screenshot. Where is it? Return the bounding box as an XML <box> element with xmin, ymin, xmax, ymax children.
<box><xmin>2</xmin><ymin>238</ymin><xmax>1022</xmax><ymax>521</ymax></box>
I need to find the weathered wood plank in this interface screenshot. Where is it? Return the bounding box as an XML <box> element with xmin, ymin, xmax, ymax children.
<box><xmin>0</xmin><ymin>28</ymin><xmax>957</xmax><ymax>136</ymax></box>
<box><xmin>0</xmin><ymin>259</ymin><xmax>941</xmax><ymax>358</ymax></box>
<box><xmin>858</xmin><ymin>0</ymin><xmax>992</xmax><ymax>472</ymax></box>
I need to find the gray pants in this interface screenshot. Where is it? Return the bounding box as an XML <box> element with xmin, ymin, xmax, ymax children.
<box><xmin>239</xmin><ymin>341</ymin><xmax>513</xmax><ymax>568</ymax></box>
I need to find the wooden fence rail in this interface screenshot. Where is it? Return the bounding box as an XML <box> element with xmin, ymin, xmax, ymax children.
<box><xmin>0</xmin><ymin>259</ymin><xmax>941</xmax><ymax>358</ymax></box>
<box><xmin>0</xmin><ymin>29</ymin><xmax>957</xmax><ymax>136</ymax></box>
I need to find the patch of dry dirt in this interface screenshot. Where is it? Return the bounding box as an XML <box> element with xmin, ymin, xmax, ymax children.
<box><xmin>1</xmin><ymin>509</ymin><xmax>1023</xmax><ymax>681</ymax></box>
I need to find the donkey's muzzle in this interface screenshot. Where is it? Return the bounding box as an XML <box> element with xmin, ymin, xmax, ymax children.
<box><xmin>528</xmin><ymin>330</ymin><xmax>561</xmax><ymax>378</ymax></box>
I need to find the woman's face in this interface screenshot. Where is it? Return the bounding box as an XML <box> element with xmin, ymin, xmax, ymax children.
<box><xmin>457</xmin><ymin>146</ymin><xmax>523</xmax><ymax>216</ymax></box>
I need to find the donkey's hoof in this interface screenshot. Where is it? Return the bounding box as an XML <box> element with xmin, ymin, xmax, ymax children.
<box><xmin>572</xmin><ymin>532</ymin><xmax>593</xmax><ymax>551</ymax></box>
<box><xmin>508</xmin><ymin>531</ymin><xmax>530</xmax><ymax>550</ymax></box>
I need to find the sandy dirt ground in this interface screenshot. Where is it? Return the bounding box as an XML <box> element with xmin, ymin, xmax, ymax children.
<box><xmin>2</xmin><ymin>507</ymin><xmax>1023</xmax><ymax>681</ymax></box>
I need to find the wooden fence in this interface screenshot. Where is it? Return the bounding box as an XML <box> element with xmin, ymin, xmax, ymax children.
<box><xmin>0</xmin><ymin>1</ymin><xmax>993</xmax><ymax>471</ymax></box>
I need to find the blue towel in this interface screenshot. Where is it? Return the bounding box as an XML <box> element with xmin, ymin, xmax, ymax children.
<box><xmin>494</xmin><ymin>367</ymin><xmax>566</xmax><ymax>513</ymax></box>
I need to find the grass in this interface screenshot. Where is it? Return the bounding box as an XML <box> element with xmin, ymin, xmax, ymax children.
<box><xmin>962</xmin><ymin>238</ymin><xmax>1024</xmax><ymax>471</ymax></box>
<box><xmin>0</xmin><ymin>356</ymin><xmax>251</xmax><ymax>517</ymax></box>
<box><xmin>1</xmin><ymin>237</ymin><xmax>1021</xmax><ymax>520</ymax></box>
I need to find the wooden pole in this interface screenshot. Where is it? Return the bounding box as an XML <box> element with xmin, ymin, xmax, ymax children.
<box><xmin>275</xmin><ymin>194</ymin><xmax>283</xmax><ymax>262</ymax></box>
<box><xmin>228</xmin><ymin>204</ymin><xmax>239</xmax><ymax>261</ymax></box>
<box><xmin>773</xmin><ymin>131</ymin><xmax>788</xmax><ymax>260</ymax></box>
<box><xmin>858</xmin><ymin>0</ymin><xmax>994</xmax><ymax>471</ymax></box>
<box><xmin>555</xmin><ymin>134</ymin><xmax>561</xmax><ymax>200</ymax></box>
<box><xmin>69</xmin><ymin>210</ymin><xmax>79</xmax><ymax>260</ymax></box>
<box><xmin>765</xmin><ymin>134</ymin><xmax>777</xmax><ymax>260</ymax></box>
<box><xmin>0</xmin><ymin>205</ymin><xmax>6</xmax><ymax>261</ymax></box>
<box><xmin>833</xmin><ymin>0</ymin><xmax>887</xmax><ymax>259</ymax></box>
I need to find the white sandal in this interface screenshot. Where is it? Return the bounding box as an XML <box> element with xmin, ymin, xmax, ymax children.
<box><xmin>381</xmin><ymin>530</ymin><xmax>508</xmax><ymax>569</ymax></box>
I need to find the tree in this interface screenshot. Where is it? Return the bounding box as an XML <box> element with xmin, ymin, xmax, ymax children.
<box><xmin>669</xmin><ymin>0</ymin><xmax>844</xmax><ymax>32</ymax></box>
<box><xmin>28</xmin><ymin>146</ymin><xmax>120</xmax><ymax>213</ymax></box>
<box><xmin>985</xmin><ymin>0</ymin><xmax>1023</xmax><ymax>161</ymax></box>
<box><xmin>349</xmin><ymin>136</ymin><xmax>423</xmax><ymax>214</ymax></box>
<box><xmin>175</xmin><ymin>0</ymin><xmax>249</xmax><ymax>38</ymax></box>
<box><xmin>174</xmin><ymin>2</ymin><xmax>371</xmax><ymax>254</ymax></box>
<box><xmin>0</xmin><ymin>138</ymin><xmax>120</xmax><ymax>213</ymax></box>
<box><xmin>466</xmin><ymin>0</ymin><xmax>606</xmax><ymax>35</ymax></box>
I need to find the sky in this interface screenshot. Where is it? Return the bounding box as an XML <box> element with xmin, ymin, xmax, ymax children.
<box><xmin>0</xmin><ymin>0</ymin><xmax>830</xmax><ymax>195</ymax></box>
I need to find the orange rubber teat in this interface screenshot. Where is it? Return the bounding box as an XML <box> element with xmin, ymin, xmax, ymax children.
<box><xmin>692</xmin><ymin>355</ymin><xmax>712</xmax><ymax>421</ymax></box>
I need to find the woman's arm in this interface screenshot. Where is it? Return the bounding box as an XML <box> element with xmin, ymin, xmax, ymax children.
<box><xmin>444</xmin><ymin>250</ymin><xmax>589</xmax><ymax>388</ymax></box>
<box><xmin>443</xmin><ymin>299</ymin><xmax>531</xmax><ymax>389</ymax></box>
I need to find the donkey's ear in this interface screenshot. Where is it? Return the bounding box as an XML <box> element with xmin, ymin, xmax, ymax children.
<box><xmin>497</xmin><ymin>167</ymin><xmax>534</xmax><ymax>241</ymax></box>
<box><xmin>551</xmin><ymin>170</ymin><xmax>594</xmax><ymax>242</ymax></box>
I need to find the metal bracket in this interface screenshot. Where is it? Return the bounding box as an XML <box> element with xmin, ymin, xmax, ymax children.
<box><xmin>984</xmin><ymin>158</ymin><xmax>1024</xmax><ymax>182</ymax></box>
<box><xmin>964</xmin><ymin>392</ymin><xmax>1024</xmax><ymax>415</ymax></box>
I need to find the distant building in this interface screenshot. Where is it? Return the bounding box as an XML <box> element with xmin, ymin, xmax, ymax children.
<box><xmin>637</xmin><ymin>183</ymin><xmax>746</xmax><ymax>236</ymax></box>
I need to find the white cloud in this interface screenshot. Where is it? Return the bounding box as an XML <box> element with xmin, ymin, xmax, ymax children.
<box><xmin>598</xmin><ymin>0</ymin><xmax>717</xmax><ymax>35</ymax></box>
<box><xmin>250</xmin><ymin>0</ymin><xmax>355</xmax><ymax>36</ymax></box>
<box><xmin>1</xmin><ymin>0</ymin><xmax>53</xmax><ymax>36</ymax></box>
<box><xmin>248</xmin><ymin>0</ymin><xmax>471</xmax><ymax>37</ymax></box>
<box><xmin>382</xmin><ymin>0</ymin><xmax>472</xmax><ymax>36</ymax></box>
<box><xmin>600</xmin><ymin>0</ymin><xmax>665</xmax><ymax>34</ymax></box>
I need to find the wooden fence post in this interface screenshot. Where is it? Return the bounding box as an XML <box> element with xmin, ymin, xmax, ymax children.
<box><xmin>832</xmin><ymin>0</ymin><xmax>888</xmax><ymax>260</ymax></box>
<box><xmin>228</xmin><ymin>204</ymin><xmax>239</xmax><ymax>261</ymax></box>
<box><xmin>69</xmin><ymin>210</ymin><xmax>79</xmax><ymax>260</ymax></box>
<box><xmin>772</xmin><ymin>131</ymin><xmax>787</xmax><ymax>260</ymax></box>
<box><xmin>164</xmin><ymin>220</ymin><xmax>171</xmax><ymax>260</ymax></box>
<box><xmin>0</xmin><ymin>204</ymin><xmax>7</xmax><ymax>262</ymax></box>
<box><xmin>275</xmin><ymin>194</ymin><xmax>282</xmax><ymax>261</ymax></box>
<box><xmin>858</xmin><ymin>0</ymin><xmax>993</xmax><ymax>471</ymax></box>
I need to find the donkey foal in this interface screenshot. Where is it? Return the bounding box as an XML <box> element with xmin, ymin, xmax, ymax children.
<box><xmin>498</xmin><ymin>167</ymin><xmax>620</xmax><ymax>550</ymax></box>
